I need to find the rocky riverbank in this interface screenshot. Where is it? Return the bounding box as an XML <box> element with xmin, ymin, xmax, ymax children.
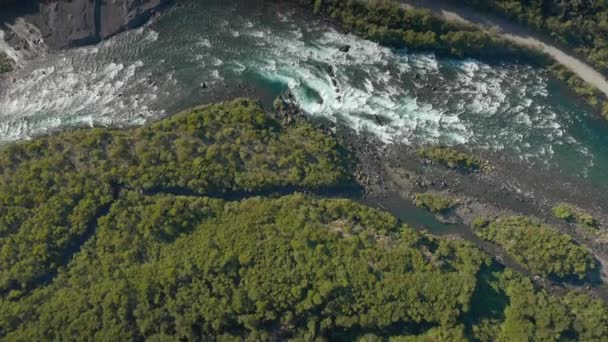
<box><xmin>0</xmin><ymin>0</ymin><xmax>174</xmax><ymax>65</ymax></box>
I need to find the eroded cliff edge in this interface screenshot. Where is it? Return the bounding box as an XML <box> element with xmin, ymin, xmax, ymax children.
<box><xmin>0</xmin><ymin>0</ymin><xmax>173</xmax><ymax>63</ymax></box>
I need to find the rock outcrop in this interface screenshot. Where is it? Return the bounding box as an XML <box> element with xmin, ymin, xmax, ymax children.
<box><xmin>0</xmin><ymin>0</ymin><xmax>172</xmax><ymax>62</ymax></box>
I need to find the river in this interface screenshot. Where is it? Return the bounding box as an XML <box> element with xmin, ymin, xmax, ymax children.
<box><xmin>1</xmin><ymin>0</ymin><xmax>608</xmax><ymax>199</ymax></box>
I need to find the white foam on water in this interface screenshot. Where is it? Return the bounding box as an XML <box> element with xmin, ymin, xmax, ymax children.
<box><xmin>142</xmin><ymin>29</ymin><xmax>160</xmax><ymax>43</ymax></box>
<box><xmin>0</xmin><ymin>58</ymin><xmax>160</xmax><ymax>142</ymax></box>
<box><xmin>196</xmin><ymin>38</ymin><xmax>212</xmax><ymax>48</ymax></box>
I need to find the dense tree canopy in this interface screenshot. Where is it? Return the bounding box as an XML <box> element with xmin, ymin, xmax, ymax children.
<box><xmin>0</xmin><ymin>99</ymin><xmax>351</xmax><ymax>296</ymax></box>
<box><xmin>1</xmin><ymin>192</ymin><xmax>607</xmax><ymax>340</ymax></box>
<box><xmin>0</xmin><ymin>99</ymin><xmax>606</xmax><ymax>340</ymax></box>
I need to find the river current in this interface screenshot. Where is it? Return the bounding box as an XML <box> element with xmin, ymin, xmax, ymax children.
<box><xmin>1</xmin><ymin>0</ymin><xmax>608</xmax><ymax>194</ymax></box>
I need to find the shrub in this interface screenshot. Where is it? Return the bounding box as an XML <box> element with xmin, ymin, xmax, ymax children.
<box><xmin>552</xmin><ymin>203</ymin><xmax>598</xmax><ymax>229</ymax></box>
<box><xmin>413</xmin><ymin>192</ymin><xmax>453</xmax><ymax>213</ymax></box>
<box><xmin>418</xmin><ymin>146</ymin><xmax>481</xmax><ymax>170</ymax></box>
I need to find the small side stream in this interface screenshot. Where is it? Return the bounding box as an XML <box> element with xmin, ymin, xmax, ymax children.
<box><xmin>360</xmin><ymin>191</ymin><xmax>608</xmax><ymax>301</ymax></box>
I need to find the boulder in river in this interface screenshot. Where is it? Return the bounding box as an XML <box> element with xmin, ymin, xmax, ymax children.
<box><xmin>338</xmin><ymin>44</ymin><xmax>351</xmax><ymax>53</ymax></box>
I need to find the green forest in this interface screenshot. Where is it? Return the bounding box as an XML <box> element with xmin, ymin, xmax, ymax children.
<box><xmin>0</xmin><ymin>99</ymin><xmax>607</xmax><ymax>340</ymax></box>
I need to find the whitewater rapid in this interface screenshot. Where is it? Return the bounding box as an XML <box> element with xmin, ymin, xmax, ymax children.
<box><xmin>0</xmin><ymin>0</ymin><xmax>606</xmax><ymax>179</ymax></box>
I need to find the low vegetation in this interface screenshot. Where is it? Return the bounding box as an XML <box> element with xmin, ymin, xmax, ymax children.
<box><xmin>413</xmin><ymin>192</ymin><xmax>454</xmax><ymax>213</ymax></box>
<box><xmin>0</xmin><ymin>99</ymin><xmax>607</xmax><ymax>340</ymax></box>
<box><xmin>475</xmin><ymin>216</ymin><xmax>597</xmax><ymax>281</ymax></box>
<box><xmin>418</xmin><ymin>145</ymin><xmax>481</xmax><ymax>171</ymax></box>
<box><xmin>553</xmin><ymin>203</ymin><xmax>598</xmax><ymax>229</ymax></box>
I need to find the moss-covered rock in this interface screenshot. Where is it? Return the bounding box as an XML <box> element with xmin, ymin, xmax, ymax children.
<box><xmin>418</xmin><ymin>146</ymin><xmax>481</xmax><ymax>171</ymax></box>
<box><xmin>413</xmin><ymin>192</ymin><xmax>454</xmax><ymax>213</ymax></box>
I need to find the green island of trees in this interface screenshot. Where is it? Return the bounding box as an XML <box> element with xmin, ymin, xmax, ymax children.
<box><xmin>474</xmin><ymin>216</ymin><xmax>597</xmax><ymax>281</ymax></box>
<box><xmin>0</xmin><ymin>99</ymin><xmax>607</xmax><ymax>340</ymax></box>
<box><xmin>418</xmin><ymin>146</ymin><xmax>481</xmax><ymax>171</ymax></box>
<box><xmin>413</xmin><ymin>192</ymin><xmax>454</xmax><ymax>213</ymax></box>
<box><xmin>0</xmin><ymin>99</ymin><xmax>350</xmax><ymax>296</ymax></box>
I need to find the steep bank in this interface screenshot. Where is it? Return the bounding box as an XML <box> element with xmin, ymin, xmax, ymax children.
<box><xmin>0</xmin><ymin>0</ymin><xmax>173</xmax><ymax>64</ymax></box>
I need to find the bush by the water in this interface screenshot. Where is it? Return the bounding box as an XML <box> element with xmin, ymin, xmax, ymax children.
<box><xmin>418</xmin><ymin>146</ymin><xmax>481</xmax><ymax>170</ymax></box>
<box><xmin>0</xmin><ymin>52</ymin><xmax>13</xmax><ymax>74</ymax></box>
<box><xmin>413</xmin><ymin>192</ymin><xmax>454</xmax><ymax>213</ymax></box>
<box><xmin>475</xmin><ymin>216</ymin><xmax>597</xmax><ymax>280</ymax></box>
<box><xmin>553</xmin><ymin>203</ymin><xmax>598</xmax><ymax>229</ymax></box>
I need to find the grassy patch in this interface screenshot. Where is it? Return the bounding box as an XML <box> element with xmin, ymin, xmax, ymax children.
<box><xmin>413</xmin><ymin>192</ymin><xmax>454</xmax><ymax>213</ymax></box>
<box><xmin>552</xmin><ymin>203</ymin><xmax>598</xmax><ymax>229</ymax></box>
<box><xmin>418</xmin><ymin>146</ymin><xmax>481</xmax><ymax>171</ymax></box>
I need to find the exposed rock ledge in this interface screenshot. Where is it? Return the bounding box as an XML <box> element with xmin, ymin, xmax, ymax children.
<box><xmin>0</xmin><ymin>0</ymin><xmax>173</xmax><ymax>62</ymax></box>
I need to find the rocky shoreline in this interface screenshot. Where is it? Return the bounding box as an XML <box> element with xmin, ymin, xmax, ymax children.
<box><xmin>0</xmin><ymin>0</ymin><xmax>174</xmax><ymax>65</ymax></box>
